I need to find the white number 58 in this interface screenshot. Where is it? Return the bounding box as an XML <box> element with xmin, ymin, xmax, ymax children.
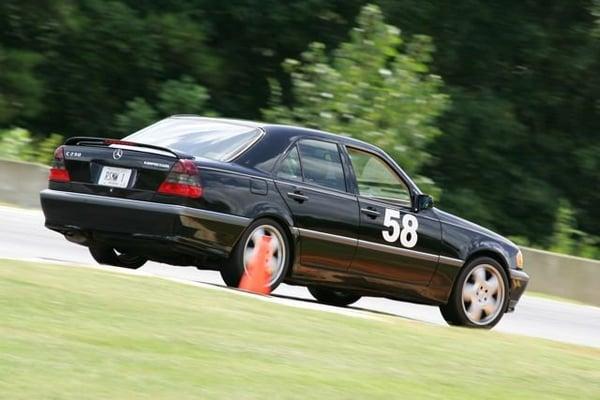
<box><xmin>382</xmin><ymin>209</ymin><xmax>419</xmax><ymax>248</ymax></box>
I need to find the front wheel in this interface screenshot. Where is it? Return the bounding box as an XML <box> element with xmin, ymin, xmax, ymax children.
<box><xmin>88</xmin><ymin>243</ymin><xmax>147</xmax><ymax>269</ymax></box>
<box><xmin>308</xmin><ymin>286</ymin><xmax>361</xmax><ymax>307</ymax></box>
<box><xmin>440</xmin><ymin>257</ymin><xmax>509</xmax><ymax>328</ymax></box>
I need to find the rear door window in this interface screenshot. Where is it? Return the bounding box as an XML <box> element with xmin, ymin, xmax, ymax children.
<box><xmin>297</xmin><ymin>140</ymin><xmax>346</xmax><ymax>192</ymax></box>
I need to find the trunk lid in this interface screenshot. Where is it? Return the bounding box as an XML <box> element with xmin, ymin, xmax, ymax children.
<box><xmin>60</xmin><ymin>137</ymin><xmax>192</xmax><ymax>199</ymax></box>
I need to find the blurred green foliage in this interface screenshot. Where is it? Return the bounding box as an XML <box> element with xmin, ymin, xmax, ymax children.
<box><xmin>34</xmin><ymin>133</ymin><xmax>65</xmax><ymax>164</ymax></box>
<box><xmin>0</xmin><ymin>128</ymin><xmax>32</xmax><ymax>160</ymax></box>
<box><xmin>0</xmin><ymin>47</ymin><xmax>43</xmax><ymax>124</ymax></box>
<box><xmin>375</xmin><ymin>0</ymin><xmax>600</xmax><ymax>249</ymax></box>
<box><xmin>114</xmin><ymin>98</ymin><xmax>158</xmax><ymax>135</ymax></box>
<box><xmin>0</xmin><ymin>128</ymin><xmax>63</xmax><ymax>165</ymax></box>
<box><xmin>114</xmin><ymin>76</ymin><xmax>214</xmax><ymax>134</ymax></box>
<box><xmin>0</xmin><ymin>1</ymin><xmax>598</xmax><ymax>258</ymax></box>
<box><xmin>264</xmin><ymin>5</ymin><xmax>447</xmax><ymax>195</ymax></box>
<box><xmin>547</xmin><ymin>200</ymin><xmax>600</xmax><ymax>259</ymax></box>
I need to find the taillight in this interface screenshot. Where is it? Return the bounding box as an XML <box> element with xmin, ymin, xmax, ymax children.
<box><xmin>157</xmin><ymin>160</ymin><xmax>202</xmax><ymax>198</ymax></box>
<box><xmin>49</xmin><ymin>146</ymin><xmax>71</xmax><ymax>183</ymax></box>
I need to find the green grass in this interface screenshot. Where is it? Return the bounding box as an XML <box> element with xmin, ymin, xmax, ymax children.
<box><xmin>0</xmin><ymin>260</ymin><xmax>598</xmax><ymax>399</ymax></box>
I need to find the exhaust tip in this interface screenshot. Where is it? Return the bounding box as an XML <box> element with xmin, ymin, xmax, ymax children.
<box><xmin>64</xmin><ymin>230</ymin><xmax>89</xmax><ymax>245</ymax></box>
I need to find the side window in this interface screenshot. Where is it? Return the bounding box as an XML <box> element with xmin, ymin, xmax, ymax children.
<box><xmin>297</xmin><ymin>140</ymin><xmax>346</xmax><ymax>192</ymax></box>
<box><xmin>276</xmin><ymin>145</ymin><xmax>302</xmax><ymax>182</ymax></box>
<box><xmin>347</xmin><ymin>147</ymin><xmax>411</xmax><ymax>204</ymax></box>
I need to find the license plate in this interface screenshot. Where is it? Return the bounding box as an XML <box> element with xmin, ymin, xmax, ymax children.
<box><xmin>98</xmin><ymin>166</ymin><xmax>132</xmax><ymax>188</ymax></box>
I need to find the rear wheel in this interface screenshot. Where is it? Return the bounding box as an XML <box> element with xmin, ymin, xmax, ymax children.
<box><xmin>308</xmin><ymin>286</ymin><xmax>361</xmax><ymax>307</ymax></box>
<box><xmin>440</xmin><ymin>257</ymin><xmax>508</xmax><ymax>328</ymax></box>
<box><xmin>88</xmin><ymin>243</ymin><xmax>147</xmax><ymax>269</ymax></box>
<box><xmin>221</xmin><ymin>218</ymin><xmax>290</xmax><ymax>291</ymax></box>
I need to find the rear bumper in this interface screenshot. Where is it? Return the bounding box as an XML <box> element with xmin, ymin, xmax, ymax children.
<box><xmin>507</xmin><ymin>269</ymin><xmax>529</xmax><ymax>312</ymax></box>
<box><xmin>40</xmin><ymin>189</ymin><xmax>249</xmax><ymax>259</ymax></box>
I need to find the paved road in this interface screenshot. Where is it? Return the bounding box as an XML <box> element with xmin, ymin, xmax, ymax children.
<box><xmin>1</xmin><ymin>205</ymin><xmax>598</xmax><ymax>348</ymax></box>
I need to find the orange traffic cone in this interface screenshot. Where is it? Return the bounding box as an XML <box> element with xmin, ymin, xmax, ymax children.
<box><xmin>239</xmin><ymin>235</ymin><xmax>273</xmax><ymax>295</ymax></box>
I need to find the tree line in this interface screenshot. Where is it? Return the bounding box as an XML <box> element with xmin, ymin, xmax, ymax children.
<box><xmin>1</xmin><ymin>1</ymin><xmax>598</xmax><ymax>258</ymax></box>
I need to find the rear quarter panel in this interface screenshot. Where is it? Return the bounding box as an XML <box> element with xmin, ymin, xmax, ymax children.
<box><xmin>196</xmin><ymin>166</ymin><xmax>294</xmax><ymax>250</ymax></box>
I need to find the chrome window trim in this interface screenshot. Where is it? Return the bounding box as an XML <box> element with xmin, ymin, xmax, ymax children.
<box><xmin>223</xmin><ymin>127</ymin><xmax>266</xmax><ymax>162</ymax></box>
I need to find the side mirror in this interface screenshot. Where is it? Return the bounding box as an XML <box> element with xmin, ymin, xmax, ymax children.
<box><xmin>416</xmin><ymin>194</ymin><xmax>434</xmax><ymax>211</ymax></box>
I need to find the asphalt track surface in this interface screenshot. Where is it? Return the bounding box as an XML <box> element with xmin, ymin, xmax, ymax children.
<box><xmin>1</xmin><ymin>205</ymin><xmax>598</xmax><ymax>348</ymax></box>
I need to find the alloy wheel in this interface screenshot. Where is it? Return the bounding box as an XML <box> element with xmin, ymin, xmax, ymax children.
<box><xmin>242</xmin><ymin>224</ymin><xmax>286</xmax><ymax>287</ymax></box>
<box><xmin>461</xmin><ymin>264</ymin><xmax>506</xmax><ymax>325</ymax></box>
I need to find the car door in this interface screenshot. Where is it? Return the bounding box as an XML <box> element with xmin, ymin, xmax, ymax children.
<box><xmin>345</xmin><ymin>146</ymin><xmax>441</xmax><ymax>285</ymax></box>
<box><xmin>274</xmin><ymin>139</ymin><xmax>359</xmax><ymax>271</ymax></box>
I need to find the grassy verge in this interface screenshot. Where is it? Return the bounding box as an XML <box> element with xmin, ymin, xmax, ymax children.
<box><xmin>0</xmin><ymin>259</ymin><xmax>598</xmax><ymax>399</ymax></box>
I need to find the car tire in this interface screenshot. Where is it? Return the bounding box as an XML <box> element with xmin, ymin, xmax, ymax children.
<box><xmin>308</xmin><ymin>286</ymin><xmax>361</xmax><ymax>307</ymax></box>
<box><xmin>440</xmin><ymin>257</ymin><xmax>509</xmax><ymax>328</ymax></box>
<box><xmin>221</xmin><ymin>218</ymin><xmax>291</xmax><ymax>291</ymax></box>
<box><xmin>88</xmin><ymin>243</ymin><xmax>147</xmax><ymax>269</ymax></box>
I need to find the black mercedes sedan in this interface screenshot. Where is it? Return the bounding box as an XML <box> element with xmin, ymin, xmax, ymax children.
<box><xmin>40</xmin><ymin>116</ymin><xmax>529</xmax><ymax>328</ymax></box>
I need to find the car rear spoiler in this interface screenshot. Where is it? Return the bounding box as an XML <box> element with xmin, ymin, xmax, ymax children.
<box><xmin>64</xmin><ymin>137</ymin><xmax>194</xmax><ymax>159</ymax></box>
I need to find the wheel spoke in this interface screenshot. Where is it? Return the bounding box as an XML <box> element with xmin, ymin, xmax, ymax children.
<box><xmin>462</xmin><ymin>283</ymin><xmax>477</xmax><ymax>303</ymax></box>
<box><xmin>473</xmin><ymin>267</ymin><xmax>486</xmax><ymax>286</ymax></box>
<box><xmin>482</xmin><ymin>300</ymin><xmax>498</xmax><ymax>316</ymax></box>
<box><xmin>251</xmin><ymin>228</ymin><xmax>265</xmax><ymax>244</ymax></box>
<box><xmin>244</xmin><ymin>247</ymin><xmax>255</xmax><ymax>265</ymax></box>
<box><xmin>267</xmin><ymin>256</ymin><xmax>278</xmax><ymax>275</ymax></box>
<box><xmin>270</xmin><ymin>236</ymin><xmax>280</xmax><ymax>255</ymax></box>
<box><xmin>467</xmin><ymin>302</ymin><xmax>483</xmax><ymax>321</ymax></box>
<box><xmin>459</xmin><ymin>263</ymin><xmax>506</xmax><ymax>325</ymax></box>
<box><xmin>486</xmin><ymin>274</ymin><xmax>499</xmax><ymax>294</ymax></box>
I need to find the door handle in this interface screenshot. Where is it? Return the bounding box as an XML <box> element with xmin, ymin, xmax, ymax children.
<box><xmin>360</xmin><ymin>207</ymin><xmax>380</xmax><ymax>219</ymax></box>
<box><xmin>287</xmin><ymin>191</ymin><xmax>309</xmax><ymax>203</ymax></box>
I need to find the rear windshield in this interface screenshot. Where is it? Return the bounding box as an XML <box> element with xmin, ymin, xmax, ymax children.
<box><xmin>125</xmin><ymin>118</ymin><xmax>263</xmax><ymax>161</ymax></box>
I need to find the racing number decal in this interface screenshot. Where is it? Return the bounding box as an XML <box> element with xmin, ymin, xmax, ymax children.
<box><xmin>400</xmin><ymin>214</ymin><xmax>419</xmax><ymax>248</ymax></box>
<box><xmin>382</xmin><ymin>209</ymin><xmax>418</xmax><ymax>248</ymax></box>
